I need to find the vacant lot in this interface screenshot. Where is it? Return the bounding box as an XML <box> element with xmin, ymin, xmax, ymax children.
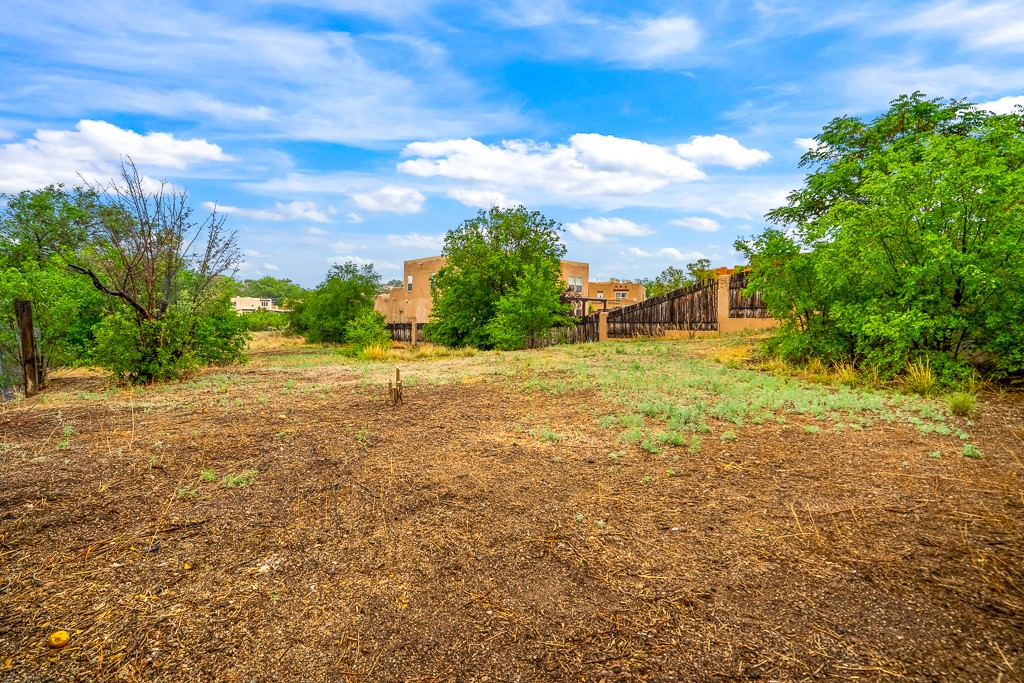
<box><xmin>1</xmin><ymin>335</ymin><xmax>1022</xmax><ymax>682</ymax></box>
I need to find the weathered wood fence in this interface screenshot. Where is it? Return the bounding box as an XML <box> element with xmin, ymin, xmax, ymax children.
<box><xmin>385</xmin><ymin>322</ymin><xmax>426</xmax><ymax>344</ymax></box>
<box><xmin>728</xmin><ymin>270</ymin><xmax>769</xmax><ymax>318</ymax></box>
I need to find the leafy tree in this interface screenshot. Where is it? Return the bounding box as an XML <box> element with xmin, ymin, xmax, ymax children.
<box><xmin>485</xmin><ymin>261</ymin><xmax>574</xmax><ymax>350</ymax></box>
<box><xmin>235</xmin><ymin>276</ymin><xmax>305</xmax><ymax>304</ymax></box>
<box><xmin>640</xmin><ymin>259</ymin><xmax>715</xmax><ymax>298</ymax></box>
<box><xmin>738</xmin><ymin>93</ymin><xmax>1024</xmax><ymax>378</ymax></box>
<box><xmin>296</xmin><ymin>262</ymin><xmax>380</xmax><ymax>343</ymax></box>
<box><xmin>428</xmin><ymin>206</ymin><xmax>568</xmax><ymax>349</ymax></box>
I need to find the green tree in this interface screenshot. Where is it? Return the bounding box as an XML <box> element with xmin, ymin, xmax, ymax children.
<box><xmin>738</xmin><ymin>93</ymin><xmax>1024</xmax><ymax>378</ymax></box>
<box><xmin>428</xmin><ymin>206</ymin><xmax>568</xmax><ymax>349</ymax></box>
<box><xmin>235</xmin><ymin>276</ymin><xmax>305</xmax><ymax>305</ymax></box>
<box><xmin>345</xmin><ymin>309</ymin><xmax>390</xmax><ymax>351</ymax></box>
<box><xmin>485</xmin><ymin>261</ymin><xmax>575</xmax><ymax>350</ymax></box>
<box><xmin>296</xmin><ymin>262</ymin><xmax>380</xmax><ymax>343</ymax></box>
<box><xmin>640</xmin><ymin>259</ymin><xmax>714</xmax><ymax>298</ymax></box>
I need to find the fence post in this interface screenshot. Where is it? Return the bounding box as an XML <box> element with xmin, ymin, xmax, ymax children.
<box><xmin>598</xmin><ymin>311</ymin><xmax>609</xmax><ymax>342</ymax></box>
<box><xmin>409</xmin><ymin>317</ymin><xmax>417</xmax><ymax>346</ymax></box>
<box><xmin>717</xmin><ymin>274</ymin><xmax>731</xmax><ymax>334</ymax></box>
<box><xmin>14</xmin><ymin>300</ymin><xmax>40</xmax><ymax>397</ymax></box>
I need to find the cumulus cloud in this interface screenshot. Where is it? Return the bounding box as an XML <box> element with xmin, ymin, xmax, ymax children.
<box><xmin>447</xmin><ymin>188</ymin><xmax>518</xmax><ymax>209</ymax></box>
<box><xmin>565</xmin><ymin>217</ymin><xmax>653</xmax><ymax>243</ymax></box>
<box><xmin>329</xmin><ymin>240</ymin><xmax>362</xmax><ymax>251</ymax></box>
<box><xmin>400</xmin><ymin>133</ymin><xmax>706</xmax><ymax>198</ymax></box>
<box><xmin>793</xmin><ymin>137</ymin><xmax>820</xmax><ymax>151</ymax></box>
<box><xmin>346</xmin><ymin>212</ymin><xmax>364</xmax><ymax>224</ymax></box>
<box><xmin>351</xmin><ymin>185</ymin><xmax>426</xmax><ymax>213</ymax></box>
<box><xmin>244</xmin><ymin>248</ymin><xmax>267</xmax><ymax>257</ymax></box>
<box><xmin>675</xmin><ymin>135</ymin><xmax>771</xmax><ymax>169</ymax></box>
<box><xmin>978</xmin><ymin>95</ymin><xmax>1024</xmax><ymax>114</ymax></box>
<box><xmin>624</xmin><ymin>247</ymin><xmax>706</xmax><ymax>261</ymax></box>
<box><xmin>209</xmin><ymin>200</ymin><xmax>333</xmax><ymax>223</ymax></box>
<box><xmin>0</xmin><ymin>119</ymin><xmax>233</xmax><ymax>192</ymax></box>
<box><xmin>387</xmin><ymin>233</ymin><xmax>445</xmax><ymax>250</ymax></box>
<box><xmin>263</xmin><ymin>263</ymin><xmax>280</xmax><ymax>271</ymax></box>
<box><xmin>308</xmin><ymin>227</ymin><xmax>329</xmax><ymax>235</ymax></box>
<box><xmin>670</xmin><ymin>216</ymin><xmax>721</xmax><ymax>232</ymax></box>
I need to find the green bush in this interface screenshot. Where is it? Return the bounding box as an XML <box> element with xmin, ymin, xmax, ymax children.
<box><xmin>241</xmin><ymin>309</ymin><xmax>289</xmax><ymax>332</ymax></box>
<box><xmin>345</xmin><ymin>309</ymin><xmax>390</xmax><ymax>351</ymax></box>
<box><xmin>298</xmin><ymin>262</ymin><xmax>380</xmax><ymax>344</ymax></box>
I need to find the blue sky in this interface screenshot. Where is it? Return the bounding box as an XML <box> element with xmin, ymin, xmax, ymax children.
<box><xmin>1</xmin><ymin>1</ymin><xmax>1022</xmax><ymax>287</ymax></box>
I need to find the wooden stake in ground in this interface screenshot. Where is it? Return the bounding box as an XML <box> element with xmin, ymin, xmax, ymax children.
<box><xmin>14</xmin><ymin>300</ymin><xmax>40</xmax><ymax>397</ymax></box>
<box><xmin>388</xmin><ymin>366</ymin><xmax>403</xmax><ymax>406</ymax></box>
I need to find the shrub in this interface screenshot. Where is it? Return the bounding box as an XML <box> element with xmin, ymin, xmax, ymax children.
<box><xmin>345</xmin><ymin>309</ymin><xmax>390</xmax><ymax>351</ymax></box>
<box><xmin>947</xmin><ymin>392</ymin><xmax>977</xmax><ymax>418</ymax></box>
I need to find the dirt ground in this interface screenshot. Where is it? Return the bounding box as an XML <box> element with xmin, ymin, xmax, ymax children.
<box><xmin>1</xmin><ymin>340</ymin><xmax>1022</xmax><ymax>682</ymax></box>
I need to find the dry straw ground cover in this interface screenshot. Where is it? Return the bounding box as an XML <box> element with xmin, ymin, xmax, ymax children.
<box><xmin>1</xmin><ymin>333</ymin><xmax>1022</xmax><ymax>682</ymax></box>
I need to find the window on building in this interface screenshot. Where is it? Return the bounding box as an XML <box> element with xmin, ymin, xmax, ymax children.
<box><xmin>407</xmin><ymin>275</ymin><xmax>413</xmax><ymax>292</ymax></box>
<box><xmin>596</xmin><ymin>292</ymin><xmax>604</xmax><ymax>299</ymax></box>
<box><xmin>260</xmin><ymin>300</ymin><xmax>269</xmax><ymax>308</ymax></box>
<box><xmin>573</xmin><ymin>276</ymin><xmax>583</xmax><ymax>293</ymax></box>
<box><xmin>615</xmin><ymin>291</ymin><xmax>627</xmax><ymax>300</ymax></box>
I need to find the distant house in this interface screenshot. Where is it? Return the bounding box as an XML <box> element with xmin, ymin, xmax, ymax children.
<box><xmin>231</xmin><ymin>297</ymin><xmax>290</xmax><ymax>314</ymax></box>
<box><xmin>588</xmin><ymin>279</ymin><xmax>647</xmax><ymax>311</ymax></box>
<box><xmin>374</xmin><ymin>256</ymin><xmax>591</xmax><ymax>324</ymax></box>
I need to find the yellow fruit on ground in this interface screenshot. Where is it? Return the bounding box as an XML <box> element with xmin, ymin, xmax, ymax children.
<box><xmin>48</xmin><ymin>631</ymin><xmax>70</xmax><ymax>648</ymax></box>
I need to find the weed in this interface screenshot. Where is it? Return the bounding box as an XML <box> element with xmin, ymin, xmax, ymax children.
<box><xmin>639</xmin><ymin>438</ymin><xmax>661</xmax><ymax>454</ymax></box>
<box><xmin>551</xmin><ymin>455</ymin><xmax>563</xmax><ymax>463</ymax></box>
<box><xmin>929</xmin><ymin>451</ymin><xmax>942</xmax><ymax>458</ymax></box>
<box><xmin>608</xmin><ymin>452</ymin><xmax>621</xmax><ymax>463</ymax></box>
<box><xmin>619</xmin><ymin>427</ymin><xmax>645</xmax><ymax>443</ymax></box>
<box><xmin>598</xmin><ymin>415</ymin><xmax>617</xmax><ymax>429</ymax></box>
<box><xmin>667</xmin><ymin>468</ymin><xmax>678</xmax><ymax>477</ymax></box>
<box><xmin>200</xmin><ymin>468</ymin><xmax>217</xmax><ymax>483</ymax></box>
<box><xmin>574</xmin><ymin>513</ymin><xmax>584</xmax><ymax>522</ymax></box>
<box><xmin>947</xmin><ymin>391</ymin><xmax>977</xmax><ymax>418</ymax></box>
<box><xmin>642</xmin><ymin>475</ymin><xmax>653</xmax><ymax>484</ymax></box>
<box><xmin>176</xmin><ymin>486</ymin><xmax>199</xmax><ymax>499</ymax></box>
<box><xmin>803</xmin><ymin>425</ymin><xmax>820</xmax><ymax>434</ymax></box>
<box><xmin>534</xmin><ymin>427</ymin><xmax>564</xmax><ymax>442</ymax></box>
<box><xmin>955</xmin><ymin>429</ymin><xmax>970</xmax><ymax>440</ymax></box>
<box><xmin>832</xmin><ymin>361</ymin><xmax>859</xmax><ymax>387</ymax></box>
<box><xmin>57</xmin><ymin>439</ymin><xmax>70</xmax><ymax>450</ymax></box>
<box><xmin>962</xmin><ymin>444</ymin><xmax>981</xmax><ymax>459</ymax></box>
<box><xmin>656</xmin><ymin>431</ymin><xmax>686</xmax><ymax>446</ymax></box>
<box><xmin>719</xmin><ymin>430</ymin><xmax>738</xmax><ymax>442</ymax></box>
<box><xmin>222</xmin><ymin>469</ymin><xmax>259</xmax><ymax>488</ymax></box>
<box><xmin>619</xmin><ymin>413</ymin><xmax>644</xmax><ymax>428</ymax></box>
<box><xmin>904</xmin><ymin>360</ymin><xmax>936</xmax><ymax>396</ymax></box>
<box><xmin>688</xmin><ymin>435</ymin><xmax>701</xmax><ymax>454</ymax></box>
<box><xmin>596</xmin><ymin>519</ymin><xmax>607</xmax><ymax>529</ymax></box>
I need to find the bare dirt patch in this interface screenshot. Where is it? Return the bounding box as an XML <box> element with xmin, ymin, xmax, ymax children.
<box><xmin>1</xmin><ymin>341</ymin><xmax>1022</xmax><ymax>682</ymax></box>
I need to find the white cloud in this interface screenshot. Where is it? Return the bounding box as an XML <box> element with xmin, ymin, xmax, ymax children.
<box><xmin>400</xmin><ymin>133</ymin><xmax>705</xmax><ymax>199</ymax></box>
<box><xmin>351</xmin><ymin>185</ymin><xmax>426</xmax><ymax>213</ymax></box>
<box><xmin>447</xmin><ymin>188</ymin><xmax>518</xmax><ymax>209</ymax></box>
<box><xmin>675</xmin><ymin>135</ymin><xmax>771</xmax><ymax>169</ymax></box>
<box><xmin>346</xmin><ymin>212</ymin><xmax>363</xmax><ymax>224</ymax></box>
<box><xmin>978</xmin><ymin>95</ymin><xmax>1024</xmax><ymax>114</ymax></box>
<box><xmin>625</xmin><ymin>247</ymin><xmax>707</xmax><ymax>261</ymax></box>
<box><xmin>244</xmin><ymin>249</ymin><xmax>267</xmax><ymax>257</ymax></box>
<box><xmin>210</xmin><ymin>201</ymin><xmax>333</xmax><ymax>223</ymax></box>
<box><xmin>616</xmin><ymin>15</ymin><xmax>701</xmax><ymax>65</ymax></box>
<box><xmin>793</xmin><ymin>137</ymin><xmax>819</xmax><ymax>151</ymax></box>
<box><xmin>387</xmin><ymin>233</ymin><xmax>445</xmax><ymax>250</ymax></box>
<box><xmin>263</xmin><ymin>263</ymin><xmax>280</xmax><ymax>271</ymax></box>
<box><xmin>565</xmin><ymin>217</ymin><xmax>653</xmax><ymax>243</ymax></box>
<box><xmin>0</xmin><ymin>119</ymin><xmax>233</xmax><ymax>192</ymax></box>
<box><xmin>671</xmin><ymin>217</ymin><xmax>721</xmax><ymax>232</ymax></box>
<box><xmin>0</xmin><ymin>128</ymin><xmax>14</xmax><ymax>140</ymax></box>
<box><xmin>308</xmin><ymin>227</ymin><xmax>329</xmax><ymax>235</ymax></box>
<box><xmin>327</xmin><ymin>255</ymin><xmax>376</xmax><ymax>266</ymax></box>
<box><xmin>883</xmin><ymin>1</ymin><xmax>1024</xmax><ymax>53</ymax></box>
<box><xmin>329</xmin><ymin>240</ymin><xmax>362</xmax><ymax>251</ymax></box>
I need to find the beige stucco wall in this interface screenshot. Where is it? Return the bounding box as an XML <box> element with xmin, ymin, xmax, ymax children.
<box><xmin>588</xmin><ymin>280</ymin><xmax>646</xmax><ymax>310</ymax></box>
<box><xmin>716</xmin><ymin>273</ymin><xmax>779</xmax><ymax>334</ymax></box>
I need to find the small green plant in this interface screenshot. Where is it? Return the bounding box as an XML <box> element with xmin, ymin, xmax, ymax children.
<box><xmin>962</xmin><ymin>444</ymin><xmax>981</xmax><ymax>459</ymax></box>
<box><xmin>619</xmin><ymin>413</ymin><xmax>644</xmax><ymax>428</ymax></box>
<box><xmin>222</xmin><ymin>469</ymin><xmax>259</xmax><ymax>488</ymax></box>
<box><xmin>656</xmin><ymin>431</ymin><xmax>686</xmax><ymax>446</ymax></box>
<box><xmin>719</xmin><ymin>430</ymin><xmax>738</xmax><ymax>442</ymax></box>
<box><xmin>929</xmin><ymin>451</ymin><xmax>942</xmax><ymax>458</ymax></box>
<box><xmin>803</xmin><ymin>425</ymin><xmax>820</xmax><ymax>434</ymax></box>
<box><xmin>688</xmin><ymin>435</ymin><xmax>701</xmax><ymax>454</ymax></box>
<box><xmin>667</xmin><ymin>468</ymin><xmax>677</xmax><ymax>477</ymax></box>
<box><xmin>947</xmin><ymin>391</ymin><xmax>977</xmax><ymax>418</ymax></box>
<box><xmin>598</xmin><ymin>415</ymin><xmax>617</xmax><ymax>429</ymax></box>
<box><xmin>639</xmin><ymin>438</ymin><xmax>661</xmax><ymax>454</ymax></box>
<box><xmin>200</xmin><ymin>468</ymin><xmax>217</xmax><ymax>482</ymax></box>
<box><xmin>608</xmin><ymin>452</ymin><xmax>621</xmax><ymax>463</ymax></box>
<box><xmin>534</xmin><ymin>427</ymin><xmax>565</xmax><ymax>442</ymax></box>
<box><xmin>642</xmin><ymin>475</ymin><xmax>653</xmax><ymax>484</ymax></box>
<box><xmin>62</xmin><ymin>425</ymin><xmax>74</xmax><ymax>437</ymax></box>
<box><xmin>176</xmin><ymin>486</ymin><xmax>199</xmax><ymax>499</ymax></box>
<box><xmin>574</xmin><ymin>513</ymin><xmax>584</xmax><ymax>522</ymax></box>
<box><xmin>596</xmin><ymin>519</ymin><xmax>606</xmax><ymax>529</ymax></box>
<box><xmin>618</xmin><ymin>427</ymin><xmax>645</xmax><ymax>443</ymax></box>
<box><xmin>551</xmin><ymin>455</ymin><xmax>563</xmax><ymax>463</ymax></box>
<box><xmin>56</xmin><ymin>439</ymin><xmax>70</xmax><ymax>450</ymax></box>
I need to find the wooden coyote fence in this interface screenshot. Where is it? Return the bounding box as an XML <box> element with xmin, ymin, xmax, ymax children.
<box><xmin>385</xmin><ymin>322</ymin><xmax>427</xmax><ymax>344</ymax></box>
<box><xmin>728</xmin><ymin>271</ymin><xmax>769</xmax><ymax>318</ymax></box>
<box><xmin>605</xmin><ymin>279</ymin><xmax>718</xmax><ymax>337</ymax></box>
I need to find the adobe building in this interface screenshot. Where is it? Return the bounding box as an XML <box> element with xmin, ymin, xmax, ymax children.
<box><xmin>375</xmin><ymin>256</ymin><xmax>591</xmax><ymax>324</ymax></box>
<box><xmin>231</xmin><ymin>296</ymin><xmax>290</xmax><ymax>314</ymax></box>
<box><xmin>588</xmin><ymin>278</ymin><xmax>646</xmax><ymax>311</ymax></box>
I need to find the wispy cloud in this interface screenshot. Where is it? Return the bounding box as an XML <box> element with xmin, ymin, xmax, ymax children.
<box><xmin>210</xmin><ymin>201</ymin><xmax>334</xmax><ymax>222</ymax></box>
<box><xmin>671</xmin><ymin>217</ymin><xmax>721</xmax><ymax>232</ymax></box>
<box><xmin>565</xmin><ymin>217</ymin><xmax>653</xmax><ymax>243</ymax></box>
<box><xmin>624</xmin><ymin>246</ymin><xmax>706</xmax><ymax>261</ymax></box>
<box><xmin>351</xmin><ymin>185</ymin><xmax>426</xmax><ymax>213</ymax></box>
<box><xmin>387</xmin><ymin>232</ymin><xmax>445</xmax><ymax>250</ymax></box>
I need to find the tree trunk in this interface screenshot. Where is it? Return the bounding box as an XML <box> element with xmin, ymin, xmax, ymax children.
<box><xmin>15</xmin><ymin>300</ymin><xmax>40</xmax><ymax>397</ymax></box>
